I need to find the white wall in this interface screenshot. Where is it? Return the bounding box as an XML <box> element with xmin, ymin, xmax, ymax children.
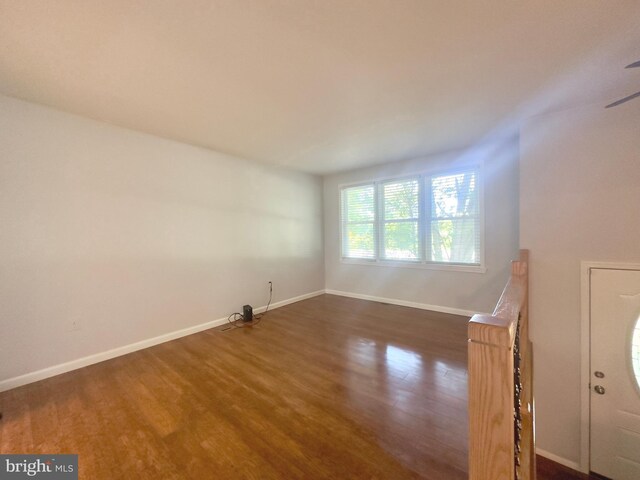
<box><xmin>520</xmin><ymin>101</ymin><xmax>640</xmax><ymax>465</ymax></box>
<box><xmin>323</xmin><ymin>140</ymin><xmax>520</xmax><ymax>315</ymax></box>
<box><xmin>0</xmin><ymin>94</ymin><xmax>324</xmax><ymax>383</ymax></box>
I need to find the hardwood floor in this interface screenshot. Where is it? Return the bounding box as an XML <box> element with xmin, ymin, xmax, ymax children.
<box><xmin>0</xmin><ymin>294</ymin><xmax>470</xmax><ymax>479</ymax></box>
<box><xmin>536</xmin><ymin>455</ymin><xmax>602</xmax><ymax>480</ymax></box>
<box><xmin>0</xmin><ymin>294</ymin><xmax>582</xmax><ymax>479</ymax></box>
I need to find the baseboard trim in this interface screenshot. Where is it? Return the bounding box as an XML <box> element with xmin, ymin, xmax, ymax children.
<box><xmin>536</xmin><ymin>448</ymin><xmax>584</xmax><ymax>473</ymax></box>
<box><xmin>254</xmin><ymin>289</ymin><xmax>325</xmax><ymax>314</ymax></box>
<box><xmin>0</xmin><ymin>289</ymin><xmax>325</xmax><ymax>393</ymax></box>
<box><xmin>324</xmin><ymin>289</ymin><xmax>484</xmax><ymax>317</ymax></box>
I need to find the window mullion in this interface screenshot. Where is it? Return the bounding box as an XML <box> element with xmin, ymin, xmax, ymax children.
<box><xmin>424</xmin><ymin>175</ymin><xmax>432</xmax><ymax>263</ymax></box>
<box><xmin>341</xmin><ymin>191</ymin><xmax>347</xmax><ymax>258</ymax></box>
<box><xmin>376</xmin><ymin>182</ymin><xmax>383</xmax><ymax>261</ymax></box>
<box><xmin>418</xmin><ymin>175</ymin><xmax>425</xmax><ymax>263</ymax></box>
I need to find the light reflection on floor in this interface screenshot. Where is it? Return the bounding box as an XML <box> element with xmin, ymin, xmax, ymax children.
<box><xmin>321</xmin><ymin>296</ymin><xmax>470</xmax><ymax>477</ymax></box>
<box><xmin>385</xmin><ymin>344</ymin><xmax>423</xmax><ymax>380</ymax></box>
<box><xmin>344</xmin><ymin>337</ymin><xmax>466</xmax><ymax>409</ymax></box>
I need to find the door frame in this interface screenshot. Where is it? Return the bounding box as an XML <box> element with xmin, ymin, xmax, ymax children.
<box><xmin>580</xmin><ymin>261</ymin><xmax>640</xmax><ymax>474</ymax></box>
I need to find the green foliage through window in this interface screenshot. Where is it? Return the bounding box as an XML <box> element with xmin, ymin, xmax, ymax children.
<box><xmin>382</xmin><ymin>179</ymin><xmax>420</xmax><ymax>260</ymax></box>
<box><xmin>341</xmin><ymin>185</ymin><xmax>375</xmax><ymax>259</ymax></box>
<box><xmin>341</xmin><ymin>169</ymin><xmax>481</xmax><ymax>266</ymax></box>
<box><xmin>430</xmin><ymin>172</ymin><xmax>479</xmax><ymax>264</ymax></box>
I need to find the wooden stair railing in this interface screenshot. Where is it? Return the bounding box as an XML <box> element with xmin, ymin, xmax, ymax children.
<box><xmin>468</xmin><ymin>249</ymin><xmax>535</xmax><ymax>480</ymax></box>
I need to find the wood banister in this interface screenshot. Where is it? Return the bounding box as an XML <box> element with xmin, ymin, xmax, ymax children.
<box><xmin>468</xmin><ymin>249</ymin><xmax>534</xmax><ymax>480</ymax></box>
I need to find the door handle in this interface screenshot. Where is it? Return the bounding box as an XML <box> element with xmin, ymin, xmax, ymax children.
<box><xmin>594</xmin><ymin>385</ymin><xmax>605</xmax><ymax>395</ymax></box>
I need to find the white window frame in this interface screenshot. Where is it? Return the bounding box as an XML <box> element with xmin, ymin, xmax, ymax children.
<box><xmin>339</xmin><ymin>166</ymin><xmax>486</xmax><ymax>273</ymax></box>
<box><xmin>378</xmin><ymin>176</ymin><xmax>423</xmax><ymax>263</ymax></box>
<box><xmin>340</xmin><ymin>182</ymin><xmax>377</xmax><ymax>261</ymax></box>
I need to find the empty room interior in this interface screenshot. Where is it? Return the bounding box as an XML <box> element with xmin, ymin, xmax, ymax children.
<box><xmin>1</xmin><ymin>2</ymin><xmax>640</xmax><ymax>479</ymax></box>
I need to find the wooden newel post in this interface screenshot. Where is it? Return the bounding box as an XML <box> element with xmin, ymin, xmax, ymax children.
<box><xmin>468</xmin><ymin>250</ymin><xmax>533</xmax><ymax>480</ymax></box>
<box><xmin>468</xmin><ymin>314</ymin><xmax>516</xmax><ymax>480</ymax></box>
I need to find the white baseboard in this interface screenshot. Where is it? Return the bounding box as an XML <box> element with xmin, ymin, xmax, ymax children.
<box><xmin>536</xmin><ymin>448</ymin><xmax>584</xmax><ymax>473</ymax></box>
<box><xmin>324</xmin><ymin>289</ymin><xmax>485</xmax><ymax>317</ymax></box>
<box><xmin>0</xmin><ymin>289</ymin><xmax>325</xmax><ymax>393</ymax></box>
<box><xmin>254</xmin><ymin>289</ymin><xmax>325</xmax><ymax>314</ymax></box>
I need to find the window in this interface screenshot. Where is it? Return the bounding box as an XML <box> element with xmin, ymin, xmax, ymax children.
<box><xmin>381</xmin><ymin>178</ymin><xmax>420</xmax><ymax>261</ymax></box>
<box><xmin>429</xmin><ymin>171</ymin><xmax>480</xmax><ymax>265</ymax></box>
<box><xmin>340</xmin><ymin>168</ymin><xmax>483</xmax><ymax>270</ymax></box>
<box><xmin>341</xmin><ymin>184</ymin><xmax>375</xmax><ymax>259</ymax></box>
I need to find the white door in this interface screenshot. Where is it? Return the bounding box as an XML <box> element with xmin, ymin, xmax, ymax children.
<box><xmin>591</xmin><ymin>268</ymin><xmax>640</xmax><ymax>479</ymax></box>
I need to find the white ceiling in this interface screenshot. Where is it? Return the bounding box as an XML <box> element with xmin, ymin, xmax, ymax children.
<box><xmin>1</xmin><ymin>1</ymin><xmax>639</xmax><ymax>174</ymax></box>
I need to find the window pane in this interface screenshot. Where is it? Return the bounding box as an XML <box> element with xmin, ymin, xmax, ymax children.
<box><xmin>344</xmin><ymin>224</ymin><xmax>375</xmax><ymax>259</ymax></box>
<box><xmin>344</xmin><ymin>185</ymin><xmax>375</xmax><ymax>222</ymax></box>
<box><xmin>383</xmin><ymin>179</ymin><xmax>419</xmax><ymax>220</ymax></box>
<box><xmin>431</xmin><ymin>171</ymin><xmax>477</xmax><ymax>218</ymax></box>
<box><xmin>430</xmin><ymin>218</ymin><xmax>479</xmax><ymax>264</ymax></box>
<box><xmin>429</xmin><ymin>169</ymin><xmax>480</xmax><ymax>265</ymax></box>
<box><xmin>383</xmin><ymin>221</ymin><xmax>419</xmax><ymax>260</ymax></box>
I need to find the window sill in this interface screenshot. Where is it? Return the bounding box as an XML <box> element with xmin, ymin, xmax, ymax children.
<box><xmin>340</xmin><ymin>258</ymin><xmax>487</xmax><ymax>273</ymax></box>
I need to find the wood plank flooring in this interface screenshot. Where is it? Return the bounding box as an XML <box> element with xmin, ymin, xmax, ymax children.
<box><xmin>0</xmin><ymin>294</ymin><xmax>580</xmax><ymax>479</ymax></box>
<box><xmin>0</xmin><ymin>295</ymin><xmax>470</xmax><ymax>479</ymax></box>
<box><xmin>536</xmin><ymin>455</ymin><xmax>597</xmax><ymax>480</ymax></box>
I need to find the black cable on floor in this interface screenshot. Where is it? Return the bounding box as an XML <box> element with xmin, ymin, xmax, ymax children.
<box><xmin>227</xmin><ymin>282</ymin><xmax>272</xmax><ymax>328</ymax></box>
